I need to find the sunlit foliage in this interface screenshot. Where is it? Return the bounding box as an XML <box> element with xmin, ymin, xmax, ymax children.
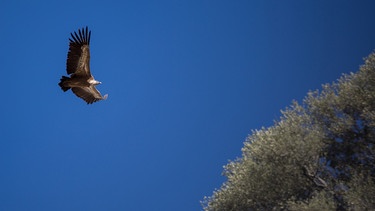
<box><xmin>202</xmin><ymin>52</ymin><xmax>375</xmax><ymax>210</ymax></box>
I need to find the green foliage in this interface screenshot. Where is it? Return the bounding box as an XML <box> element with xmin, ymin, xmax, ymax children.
<box><xmin>202</xmin><ymin>52</ymin><xmax>375</xmax><ymax>210</ymax></box>
<box><xmin>344</xmin><ymin>173</ymin><xmax>375</xmax><ymax>210</ymax></box>
<box><xmin>287</xmin><ymin>191</ymin><xmax>336</xmax><ymax>210</ymax></box>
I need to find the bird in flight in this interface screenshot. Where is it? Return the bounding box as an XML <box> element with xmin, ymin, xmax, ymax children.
<box><xmin>58</xmin><ymin>27</ymin><xmax>108</xmax><ymax>104</ymax></box>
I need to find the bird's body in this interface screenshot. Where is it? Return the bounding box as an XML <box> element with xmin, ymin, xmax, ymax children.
<box><xmin>58</xmin><ymin>27</ymin><xmax>107</xmax><ymax>104</ymax></box>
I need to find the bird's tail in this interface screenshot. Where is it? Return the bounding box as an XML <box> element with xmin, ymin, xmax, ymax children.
<box><xmin>59</xmin><ymin>76</ymin><xmax>71</xmax><ymax>92</ymax></box>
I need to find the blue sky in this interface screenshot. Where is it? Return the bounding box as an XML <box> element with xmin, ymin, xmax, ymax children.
<box><xmin>1</xmin><ymin>1</ymin><xmax>375</xmax><ymax>210</ymax></box>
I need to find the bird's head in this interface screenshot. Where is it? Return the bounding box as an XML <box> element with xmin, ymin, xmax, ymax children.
<box><xmin>89</xmin><ymin>79</ymin><xmax>101</xmax><ymax>85</ymax></box>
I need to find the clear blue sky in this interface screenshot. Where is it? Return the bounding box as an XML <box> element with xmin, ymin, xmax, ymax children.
<box><xmin>1</xmin><ymin>1</ymin><xmax>375</xmax><ymax>210</ymax></box>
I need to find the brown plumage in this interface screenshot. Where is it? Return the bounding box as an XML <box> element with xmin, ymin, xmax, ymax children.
<box><xmin>58</xmin><ymin>27</ymin><xmax>108</xmax><ymax>104</ymax></box>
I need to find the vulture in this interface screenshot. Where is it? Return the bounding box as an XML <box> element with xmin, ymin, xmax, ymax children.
<box><xmin>58</xmin><ymin>27</ymin><xmax>108</xmax><ymax>104</ymax></box>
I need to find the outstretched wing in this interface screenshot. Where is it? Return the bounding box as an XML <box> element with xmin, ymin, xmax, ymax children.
<box><xmin>71</xmin><ymin>86</ymin><xmax>108</xmax><ymax>104</ymax></box>
<box><xmin>66</xmin><ymin>27</ymin><xmax>91</xmax><ymax>76</ymax></box>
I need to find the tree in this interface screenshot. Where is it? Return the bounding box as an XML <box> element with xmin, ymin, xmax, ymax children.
<box><xmin>202</xmin><ymin>52</ymin><xmax>375</xmax><ymax>210</ymax></box>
